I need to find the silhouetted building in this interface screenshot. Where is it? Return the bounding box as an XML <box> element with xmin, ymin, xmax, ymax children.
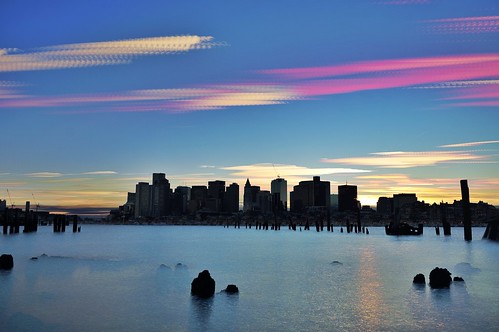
<box><xmin>151</xmin><ymin>173</ymin><xmax>171</xmax><ymax>217</ymax></box>
<box><xmin>377</xmin><ymin>197</ymin><xmax>393</xmax><ymax>216</ymax></box>
<box><xmin>189</xmin><ymin>186</ymin><xmax>208</xmax><ymax>213</ymax></box>
<box><xmin>224</xmin><ymin>183</ymin><xmax>239</xmax><ymax>213</ymax></box>
<box><xmin>271</xmin><ymin>177</ymin><xmax>287</xmax><ymax>211</ymax></box>
<box><xmin>0</xmin><ymin>199</ymin><xmax>6</xmax><ymax>212</ymax></box>
<box><xmin>290</xmin><ymin>176</ymin><xmax>330</xmax><ymax>213</ymax></box>
<box><xmin>330</xmin><ymin>194</ymin><xmax>339</xmax><ymax>211</ymax></box>
<box><xmin>393</xmin><ymin>193</ymin><xmax>417</xmax><ymax>212</ymax></box>
<box><xmin>173</xmin><ymin>186</ymin><xmax>190</xmax><ymax>215</ymax></box>
<box><xmin>135</xmin><ymin>182</ymin><xmax>151</xmax><ymax>218</ymax></box>
<box><xmin>208</xmin><ymin>180</ymin><xmax>225</xmax><ymax>213</ymax></box>
<box><xmin>243</xmin><ymin>179</ymin><xmax>260</xmax><ymax>212</ymax></box>
<box><xmin>338</xmin><ymin>184</ymin><xmax>358</xmax><ymax>212</ymax></box>
<box><xmin>256</xmin><ymin>190</ymin><xmax>272</xmax><ymax>213</ymax></box>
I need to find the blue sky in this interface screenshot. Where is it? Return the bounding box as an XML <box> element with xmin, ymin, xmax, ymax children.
<box><xmin>1</xmin><ymin>0</ymin><xmax>498</xmax><ymax>214</ymax></box>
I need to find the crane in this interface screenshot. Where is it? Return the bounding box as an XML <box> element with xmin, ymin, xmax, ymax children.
<box><xmin>6</xmin><ymin>189</ymin><xmax>15</xmax><ymax>208</ymax></box>
<box><xmin>32</xmin><ymin>193</ymin><xmax>40</xmax><ymax>212</ymax></box>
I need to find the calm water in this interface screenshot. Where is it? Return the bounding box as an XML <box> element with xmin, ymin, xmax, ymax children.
<box><xmin>1</xmin><ymin>225</ymin><xmax>498</xmax><ymax>331</ymax></box>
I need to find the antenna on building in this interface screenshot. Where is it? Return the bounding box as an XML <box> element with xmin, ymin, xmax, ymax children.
<box><xmin>272</xmin><ymin>164</ymin><xmax>280</xmax><ymax>178</ymax></box>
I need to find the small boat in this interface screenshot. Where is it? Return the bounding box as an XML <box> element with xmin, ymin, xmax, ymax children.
<box><xmin>385</xmin><ymin>222</ymin><xmax>423</xmax><ymax>236</ymax></box>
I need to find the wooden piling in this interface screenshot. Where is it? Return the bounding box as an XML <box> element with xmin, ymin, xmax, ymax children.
<box><xmin>460</xmin><ymin>179</ymin><xmax>472</xmax><ymax>241</ymax></box>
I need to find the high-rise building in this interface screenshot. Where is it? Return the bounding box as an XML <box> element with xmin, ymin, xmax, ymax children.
<box><xmin>224</xmin><ymin>183</ymin><xmax>239</xmax><ymax>213</ymax></box>
<box><xmin>338</xmin><ymin>184</ymin><xmax>358</xmax><ymax>212</ymax></box>
<box><xmin>173</xmin><ymin>186</ymin><xmax>190</xmax><ymax>215</ymax></box>
<box><xmin>243</xmin><ymin>179</ymin><xmax>260</xmax><ymax>212</ymax></box>
<box><xmin>271</xmin><ymin>177</ymin><xmax>287</xmax><ymax>211</ymax></box>
<box><xmin>290</xmin><ymin>176</ymin><xmax>330</xmax><ymax>213</ymax></box>
<box><xmin>256</xmin><ymin>190</ymin><xmax>272</xmax><ymax>213</ymax></box>
<box><xmin>135</xmin><ymin>182</ymin><xmax>151</xmax><ymax>218</ymax></box>
<box><xmin>151</xmin><ymin>173</ymin><xmax>171</xmax><ymax>217</ymax></box>
<box><xmin>208</xmin><ymin>180</ymin><xmax>225</xmax><ymax>213</ymax></box>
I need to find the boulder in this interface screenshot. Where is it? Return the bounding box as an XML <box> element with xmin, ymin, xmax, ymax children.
<box><xmin>413</xmin><ymin>273</ymin><xmax>426</xmax><ymax>284</ymax></box>
<box><xmin>0</xmin><ymin>254</ymin><xmax>14</xmax><ymax>270</ymax></box>
<box><xmin>191</xmin><ymin>270</ymin><xmax>215</xmax><ymax>298</ymax></box>
<box><xmin>224</xmin><ymin>284</ymin><xmax>239</xmax><ymax>294</ymax></box>
<box><xmin>429</xmin><ymin>267</ymin><xmax>452</xmax><ymax>288</ymax></box>
<box><xmin>453</xmin><ymin>276</ymin><xmax>465</xmax><ymax>282</ymax></box>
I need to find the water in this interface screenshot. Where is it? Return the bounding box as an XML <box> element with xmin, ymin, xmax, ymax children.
<box><xmin>1</xmin><ymin>226</ymin><xmax>498</xmax><ymax>331</ymax></box>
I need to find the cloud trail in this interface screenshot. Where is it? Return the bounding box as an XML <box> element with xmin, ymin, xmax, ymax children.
<box><xmin>0</xmin><ymin>36</ymin><xmax>219</xmax><ymax>72</ymax></box>
<box><xmin>426</xmin><ymin>16</ymin><xmax>499</xmax><ymax>34</ymax></box>
<box><xmin>439</xmin><ymin>140</ymin><xmax>499</xmax><ymax>148</ymax></box>
<box><xmin>322</xmin><ymin>150</ymin><xmax>489</xmax><ymax>168</ymax></box>
<box><xmin>2</xmin><ymin>54</ymin><xmax>499</xmax><ymax>113</ymax></box>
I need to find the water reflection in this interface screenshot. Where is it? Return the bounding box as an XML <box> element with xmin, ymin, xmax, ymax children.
<box><xmin>356</xmin><ymin>247</ymin><xmax>387</xmax><ymax>330</ymax></box>
<box><xmin>190</xmin><ymin>296</ymin><xmax>214</xmax><ymax>330</ymax></box>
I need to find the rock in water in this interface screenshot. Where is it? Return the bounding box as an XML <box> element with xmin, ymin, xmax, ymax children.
<box><xmin>429</xmin><ymin>267</ymin><xmax>452</xmax><ymax>288</ymax></box>
<box><xmin>453</xmin><ymin>276</ymin><xmax>465</xmax><ymax>282</ymax></box>
<box><xmin>191</xmin><ymin>270</ymin><xmax>215</xmax><ymax>298</ymax></box>
<box><xmin>224</xmin><ymin>284</ymin><xmax>239</xmax><ymax>294</ymax></box>
<box><xmin>413</xmin><ymin>273</ymin><xmax>426</xmax><ymax>284</ymax></box>
<box><xmin>0</xmin><ymin>254</ymin><xmax>14</xmax><ymax>270</ymax></box>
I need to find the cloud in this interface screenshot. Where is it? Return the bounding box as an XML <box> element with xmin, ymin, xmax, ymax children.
<box><xmin>82</xmin><ymin>171</ymin><xmax>117</xmax><ymax>175</ymax></box>
<box><xmin>27</xmin><ymin>172</ymin><xmax>64</xmax><ymax>178</ymax></box>
<box><xmin>322</xmin><ymin>151</ymin><xmax>488</xmax><ymax>168</ymax></box>
<box><xmin>0</xmin><ymin>36</ymin><xmax>220</xmax><ymax>72</ymax></box>
<box><xmin>425</xmin><ymin>16</ymin><xmax>499</xmax><ymax>34</ymax></box>
<box><xmin>3</xmin><ymin>54</ymin><xmax>499</xmax><ymax>113</ymax></box>
<box><xmin>439</xmin><ymin>140</ymin><xmax>499</xmax><ymax>148</ymax></box>
<box><xmin>222</xmin><ymin>163</ymin><xmax>370</xmax><ymax>178</ymax></box>
<box><xmin>377</xmin><ymin>0</ymin><xmax>430</xmax><ymax>4</ymax></box>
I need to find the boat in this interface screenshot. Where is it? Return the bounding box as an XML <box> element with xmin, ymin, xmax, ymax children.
<box><xmin>385</xmin><ymin>222</ymin><xmax>423</xmax><ymax>236</ymax></box>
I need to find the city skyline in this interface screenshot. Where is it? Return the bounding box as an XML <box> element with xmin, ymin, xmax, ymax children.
<box><xmin>1</xmin><ymin>1</ymin><xmax>498</xmax><ymax>215</ymax></box>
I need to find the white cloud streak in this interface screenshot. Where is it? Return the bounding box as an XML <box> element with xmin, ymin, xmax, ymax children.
<box><xmin>439</xmin><ymin>140</ymin><xmax>499</xmax><ymax>148</ymax></box>
<box><xmin>0</xmin><ymin>36</ymin><xmax>220</xmax><ymax>72</ymax></box>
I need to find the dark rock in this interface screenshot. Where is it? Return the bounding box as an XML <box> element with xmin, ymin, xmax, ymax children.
<box><xmin>331</xmin><ymin>260</ymin><xmax>343</xmax><ymax>265</ymax></box>
<box><xmin>413</xmin><ymin>273</ymin><xmax>426</xmax><ymax>284</ymax></box>
<box><xmin>0</xmin><ymin>254</ymin><xmax>14</xmax><ymax>270</ymax></box>
<box><xmin>30</xmin><ymin>257</ymin><xmax>38</xmax><ymax>260</ymax></box>
<box><xmin>453</xmin><ymin>276</ymin><xmax>465</xmax><ymax>282</ymax></box>
<box><xmin>224</xmin><ymin>284</ymin><xmax>239</xmax><ymax>294</ymax></box>
<box><xmin>175</xmin><ymin>263</ymin><xmax>187</xmax><ymax>269</ymax></box>
<box><xmin>191</xmin><ymin>270</ymin><xmax>215</xmax><ymax>298</ymax></box>
<box><xmin>159</xmin><ymin>264</ymin><xmax>171</xmax><ymax>270</ymax></box>
<box><xmin>429</xmin><ymin>267</ymin><xmax>452</xmax><ymax>288</ymax></box>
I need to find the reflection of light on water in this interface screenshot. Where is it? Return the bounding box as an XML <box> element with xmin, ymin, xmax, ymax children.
<box><xmin>356</xmin><ymin>246</ymin><xmax>386</xmax><ymax>330</ymax></box>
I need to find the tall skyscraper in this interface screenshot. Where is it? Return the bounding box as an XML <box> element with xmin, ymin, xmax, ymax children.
<box><xmin>338</xmin><ymin>184</ymin><xmax>358</xmax><ymax>212</ymax></box>
<box><xmin>135</xmin><ymin>182</ymin><xmax>151</xmax><ymax>218</ymax></box>
<box><xmin>208</xmin><ymin>180</ymin><xmax>225</xmax><ymax>213</ymax></box>
<box><xmin>271</xmin><ymin>177</ymin><xmax>287</xmax><ymax>211</ymax></box>
<box><xmin>151</xmin><ymin>173</ymin><xmax>171</xmax><ymax>217</ymax></box>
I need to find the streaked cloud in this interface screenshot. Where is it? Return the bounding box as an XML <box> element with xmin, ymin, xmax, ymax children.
<box><xmin>2</xmin><ymin>54</ymin><xmax>499</xmax><ymax>113</ymax></box>
<box><xmin>439</xmin><ymin>140</ymin><xmax>499</xmax><ymax>148</ymax></box>
<box><xmin>0</xmin><ymin>36</ymin><xmax>220</xmax><ymax>72</ymax></box>
<box><xmin>27</xmin><ymin>172</ymin><xmax>64</xmax><ymax>178</ymax></box>
<box><xmin>425</xmin><ymin>16</ymin><xmax>499</xmax><ymax>34</ymax></box>
<box><xmin>377</xmin><ymin>0</ymin><xmax>430</xmax><ymax>4</ymax></box>
<box><xmin>322</xmin><ymin>151</ymin><xmax>488</xmax><ymax>168</ymax></box>
<box><xmin>82</xmin><ymin>171</ymin><xmax>118</xmax><ymax>175</ymax></box>
<box><xmin>222</xmin><ymin>163</ymin><xmax>370</xmax><ymax>178</ymax></box>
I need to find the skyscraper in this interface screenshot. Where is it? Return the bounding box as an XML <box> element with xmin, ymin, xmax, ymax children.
<box><xmin>338</xmin><ymin>184</ymin><xmax>358</xmax><ymax>212</ymax></box>
<box><xmin>271</xmin><ymin>177</ymin><xmax>287</xmax><ymax>211</ymax></box>
<box><xmin>290</xmin><ymin>176</ymin><xmax>330</xmax><ymax>213</ymax></box>
<box><xmin>151</xmin><ymin>173</ymin><xmax>171</xmax><ymax>217</ymax></box>
<box><xmin>224</xmin><ymin>182</ymin><xmax>239</xmax><ymax>213</ymax></box>
<box><xmin>135</xmin><ymin>182</ymin><xmax>151</xmax><ymax>218</ymax></box>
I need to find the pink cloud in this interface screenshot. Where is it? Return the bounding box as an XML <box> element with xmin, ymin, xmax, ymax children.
<box><xmin>426</xmin><ymin>16</ymin><xmax>499</xmax><ymax>34</ymax></box>
<box><xmin>262</xmin><ymin>54</ymin><xmax>499</xmax><ymax>80</ymax></box>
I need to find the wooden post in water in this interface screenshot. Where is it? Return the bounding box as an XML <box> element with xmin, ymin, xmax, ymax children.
<box><xmin>72</xmin><ymin>215</ymin><xmax>78</xmax><ymax>233</ymax></box>
<box><xmin>460</xmin><ymin>179</ymin><xmax>472</xmax><ymax>241</ymax></box>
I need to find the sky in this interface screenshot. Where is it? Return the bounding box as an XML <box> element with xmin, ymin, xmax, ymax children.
<box><xmin>1</xmin><ymin>0</ymin><xmax>498</xmax><ymax>215</ymax></box>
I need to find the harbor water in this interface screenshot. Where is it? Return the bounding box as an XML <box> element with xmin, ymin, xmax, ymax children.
<box><xmin>1</xmin><ymin>225</ymin><xmax>498</xmax><ymax>331</ymax></box>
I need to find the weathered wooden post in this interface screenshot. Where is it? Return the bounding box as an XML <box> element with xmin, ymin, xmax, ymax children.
<box><xmin>441</xmin><ymin>204</ymin><xmax>451</xmax><ymax>236</ymax></box>
<box><xmin>72</xmin><ymin>215</ymin><xmax>78</xmax><ymax>233</ymax></box>
<box><xmin>460</xmin><ymin>179</ymin><xmax>472</xmax><ymax>241</ymax></box>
